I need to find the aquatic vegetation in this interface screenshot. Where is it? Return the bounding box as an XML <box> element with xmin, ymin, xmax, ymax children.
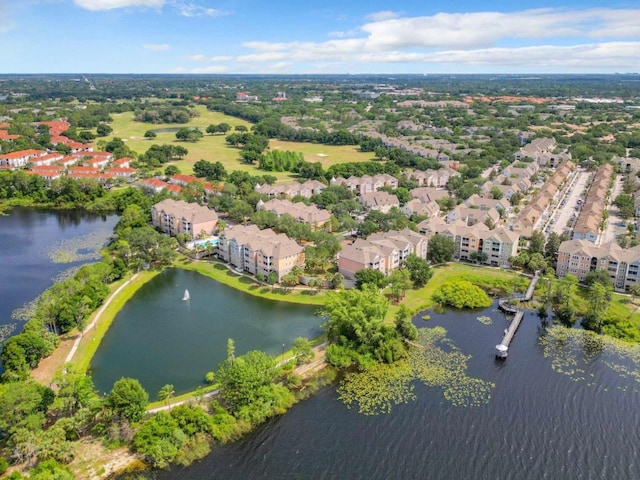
<box><xmin>337</xmin><ymin>327</ymin><xmax>495</xmax><ymax>415</ymax></box>
<box><xmin>339</xmin><ymin>361</ymin><xmax>416</xmax><ymax>415</ymax></box>
<box><xmin>0</xmin><ymin>324</ymin><xmax>17</xmax><ymax>344</ymax></box>
<box><xmin>476</xmin><ymin>315</ymin><xmax>492</xmax><ymax>326</ymax></box>
<box><xmin>47</xmin><ymin>231</ymin><xmax>111</xmax><ymax>264</ymax></box>
<box><xmin>539</xmin><ymin>326</ymin><xmax>640</xmax><ymax>391</ymax></box>
<box><xmin>11</xmin><ymin>296</ymin><xmax>40</xmax><ymax>322</ymax></box>
<box><xmin>51</xmin><ymin>266</ymin><xmax>80</xmax><ymax>284</ymax></box>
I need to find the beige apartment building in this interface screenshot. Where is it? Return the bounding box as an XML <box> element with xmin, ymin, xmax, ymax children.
<box><xmin>556</xmin><ymin>239</ymin><xmax>640</xmax><ymax>292</ymax></box>
<box><xmin>151</xmin><ymin>199</ymin><xmax>218</xmax><ymax>239</ymax></box>
<box><xmin>217</xmin><ymin>225</ymin><xmax>304</xmax><ymax>282</ymax></box>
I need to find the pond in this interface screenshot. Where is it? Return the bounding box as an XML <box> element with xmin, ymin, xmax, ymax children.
<box><xmin>0</xmin><ymin>207</ymin><xmax>118</xmax><ymax>348</ymax></box>
<box><xmin>90</xmin><ymin>268</ymin><xmax>323</xmax><ymax>398</ymax></box>
<box><xmin>148</xmin><ymin>301</ymin><xmax>640</xmax><ymax>480</ymax></box>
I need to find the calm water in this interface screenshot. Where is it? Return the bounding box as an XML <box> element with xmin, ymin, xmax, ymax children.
<box><xmin>90</xmin><ymin>268</ymin><xmax>323</xmax><ymax>397</ymax></box>
<box><xmin>0</xmin><ymin>207</ymin><xmax>117</xmax><ymax>333</ymax></box>
<box><xmin>149</xmin><ymin>303</ymin><xmax>640</xmax><ymax>480</ymax></box>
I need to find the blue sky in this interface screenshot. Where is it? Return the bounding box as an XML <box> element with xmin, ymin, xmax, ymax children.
<box><xmin>0</xmin><ymin>0</ymin><xmax>639</xmax><ymax>73</ymax></box>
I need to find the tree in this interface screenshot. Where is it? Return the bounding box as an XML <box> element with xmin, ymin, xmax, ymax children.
<box><xmin>529</xmin><ymin>230</ymin><xmax>545</xmax><ymax>255</ymax></box>
<box><xmin>291</xmin><ymin>337</ymin><xmax>313</xmax><ymax>365</ymax></box>
<box><xmin>388</xmin><ymin>268</ymin><xmax>412</xmax><ymax>303</ymax></box>
<box><xmin>544</xmin><ymin>232</ymin><xmax>562</xmax><ymax>261</ymax></box>
<box><xmin>324</xmin><ymin>285</ymin><xmax>406</xmax><ymax>364</ymax></box>
<box><xmin>228</xmin><ymin>200</ymin><xmax>253</xmax><ymax>224</ymax></box>
<box><xmin>206</xmin><ymin>124</ymin><xmax>218</xmax><ymax>135</ymax></box>
<box><xmin>144</xmin><ymin>130</ymin><xmax>157</xmax><ymax>139</ymax></box>
<box><xmin>553</xmin><ymin>274</ymin><xmax>578</xmax><ymax>326</ymax></box>
<box><xmin>216</xmin><ymin>350</ymin><xmax>279</xmax><ymax>413</ymax></box>
<box><xmin>164</xmin><ymin>165</ymin><xmax>180</xmax><ymax>177</ymax></box>
<box><xmin>105</xmin><ymin>378</ymin><xmax>149</xmax><ymax>422</ymax></box>
<box><xmin>158</xmin><ymin>384</ymin><xmax>175</xmax><ymax>408</ymax></box>
<box><xmin>584</xmin><ymin>269</ymin><xmax>613</xmax><ymax>288</ymax></box>
<box><xmin>428</xmin><ymin>234</ymin><xmax>456</xmax><ymax>264</ymax></box>
<box><xmin>583</xmin><ymin>281</ymin><xmax>612</xmax><ymax>333</ymax></box>
<box><xmin>355</xmin><ymin>269</ymin><xmax>386</xmax><ymax>290</ymax></box>
<box><xmin>216</xmin><ymin>123</ymin><xmax>231</xmax><ymax>134</ymax></box>
<box><xmin>394</xmin><ymin>305</ymin><xmax>418</xmax><ymax>341</ymax></box>
<box><xmin>96</xmin><ymin>124</ymin><xmax>113</xmax><ymax>137</ymax></box>
<box><xmin>490</xmin><ymin>186</ymin><xmax>503</xmax><ymax>199</ymax></box>
<box><xmin>630</xmin><ymin>284</ymin><xmax>640</xmax><ymax>303</ymax></box>
<box><xmin>235</xmin><ymin>125</ymin><xmax>248</xmax><ymax>132</ymax></box>
<box><xmin>175</xmin><ymin>128</ymin><xmax>203</xmax><ymax>142</ymax></box>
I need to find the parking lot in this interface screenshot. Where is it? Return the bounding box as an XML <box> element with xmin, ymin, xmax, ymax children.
<box><xmin>546</xmin><ymin>169</ymin><xmax>591</xmax><ymax>237</ymax></box>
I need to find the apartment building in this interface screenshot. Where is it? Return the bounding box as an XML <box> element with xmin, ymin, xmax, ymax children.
<box><xmin>337</xmin><ymin>228</ymin><xmax>428</xmax><ymax>279</ymax></box>
<box><xmin>257</xmin><ymin>198</ymin><xmax>331</xmax><ymax>229</ymax></box>
<box><xmin>217</xmin><ymin>225</ymin><xmax>304</xmax><ymax>282</ymax></box>
<box><xmin>151</xmin><ymin>199</ymin><xmax>218</xmax><ymax>239</ymax></box>
<box><xmin>556</xmin><ymin>239</ymin><xmax>640</xmax><ymax>292</ymax></box>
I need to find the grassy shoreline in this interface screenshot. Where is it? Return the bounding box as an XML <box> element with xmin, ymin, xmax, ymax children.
<box><xmin>71</xmin><ymin>270</ymin><xmax>160</xmax><ymax>374</ymax></box>
<box><xmin>175</xmin><ymin>256</ymin><xmax>326</xmax><ymax>306</ymax></box>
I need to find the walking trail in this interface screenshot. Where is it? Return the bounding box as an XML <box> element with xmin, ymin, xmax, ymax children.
<box><xmin>64</xmin><ymin>273</ymin><xmax>140</xmax><ymax>363</ymax></box>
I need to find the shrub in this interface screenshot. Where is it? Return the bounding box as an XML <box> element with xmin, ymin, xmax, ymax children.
<box><xmin>432</xmin><ymin>281</ymin><xmax>493</xmax><ymax>309</ymax></box>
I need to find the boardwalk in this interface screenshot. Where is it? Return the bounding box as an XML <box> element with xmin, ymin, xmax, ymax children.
<box><xmin>495</xmin><ymin>273</ymin><xmax>539</xmax><ymax>359</ymax></box>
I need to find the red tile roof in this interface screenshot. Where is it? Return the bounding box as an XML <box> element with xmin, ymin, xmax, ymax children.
<box><xmin>0</xmin><ymin>149</ymin><xmax>47</xmax><ymax>160</ymax></box>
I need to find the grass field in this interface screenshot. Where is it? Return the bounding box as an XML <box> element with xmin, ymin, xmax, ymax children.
<box><xmin>103</xmin><ymin>106</ymin><xmax>375</xmax><ymax>180</ymax></box>
<box><xmin>176</xmin><ymin>256</ymin><xmax>326</xmax><ymax>306</ymax></box>
<box><xmin>387</xmin><ymin>263</ymin><xmax>529</xmax><ymax>321</ymax></box>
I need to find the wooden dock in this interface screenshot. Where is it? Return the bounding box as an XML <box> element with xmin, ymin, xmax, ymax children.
<box><xmin>495</xmin><ymin>273</ymin><xmax>539</xmax><ymax>359</ymax></box>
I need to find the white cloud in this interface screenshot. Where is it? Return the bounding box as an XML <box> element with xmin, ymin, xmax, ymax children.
<box><xmin>186</xmin><ymin>54</ymin><xmax>233</xmax><ymax>62</ymax></box>
<box><xmin>189</xmin><ymin>65</ymin><xmax>230</xmax><ymax>73</ymax></box>
<box><xmin>74</xmin><ymin>0</ymin><xmax>163</xmax><ymax>10</ymax></box>
<box><xmin>172</xmin><ymin>1</ymin><xmax>225</xmax><ymax>17</ymax></box>
<box><xmin>350</xmin><ymin>42</ymin><xmax>640</xmax><ymax>70</ymax></box>
<box><xmin>143</xmin><ymin>43</ymin><xmax>169</xmax><ymax>51</ymax></box>
<box><xmin>209</xmin><ymin>55</ymin><xmax>233</xmax><ymax>62</ymax></box>
<box><xmin>235</xmin><ymin>8</ymin><xmax>640</xmax><ymax>71</ymax></box>
<box><xmin>365</xmin><ymin>11</ymin><xmax>400</xmax><ymax>22</ymax></box>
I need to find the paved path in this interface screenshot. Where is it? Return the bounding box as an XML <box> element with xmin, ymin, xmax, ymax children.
<box><xmin>148</xmin><ymin>342</ymin><xmax>329</xmax><ymax>413</ymax></box>
<box><xmin>64</xmin><ymin>273</ymin><xmax>140</xmax><ymax>364</ymax></box>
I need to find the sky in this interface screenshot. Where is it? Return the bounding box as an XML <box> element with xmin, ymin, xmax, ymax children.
<box><xmin>0</xmin><ymin>0</ymin><xmax>639</xmax><ymax>74</ymax></box>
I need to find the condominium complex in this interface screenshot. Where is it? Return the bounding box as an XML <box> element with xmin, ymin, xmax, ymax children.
<box><xmin>151</xmin><ymin>199</ymin><xmax>219</xmax><ymax>239</ymax></box>
<box><xmin>217</xmin><ymin>225</ymin><xmax>304</xmax><ymax>282</ymax></box>
<box><xmin>556</xmin><ymin>239</ymin><xmax>640</xmax><ymax>292</ymax></box>
<box><xmin>338</xmin><ymin>228</ymin><xmax>428</xmax><ymax>279</ymax></box>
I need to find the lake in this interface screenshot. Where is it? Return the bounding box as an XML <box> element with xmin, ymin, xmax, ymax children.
<box><xmin>148</xmin><ymin>302</ymin><xmax>640</xmax><ymax>480</ymax></box>
<box><xmin>90</xmin><ymin>268</ymin><xmax>323</xmax><ymax>397</ymax></box>
<box><xmin>0</xmin><ymin>207</ymin><xmax>118</xmax><ymax>347</ymax></box>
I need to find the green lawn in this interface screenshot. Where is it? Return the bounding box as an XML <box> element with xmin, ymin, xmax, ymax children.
<box><xmin>103</xmin><ymin>106</ymin><xmax>374</xmax><ymax>180</ymax></box>
<box><xmin>388</xmin><ymin>263</ymin><xmax>528</xmax><ymax>321</ymax></box>
<box><xmin>176</xmin><ymin>256</ymin><xmax>326</xmax><ymax>306</ymax></box>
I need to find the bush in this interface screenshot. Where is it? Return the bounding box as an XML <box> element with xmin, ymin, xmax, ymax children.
<box><xmin>432</xmin><ymin>281</ymin><xmax>493</xmax><ymax>309</ymax></box>
<box><xmin>0</xmin><ymin>457</ymin><xmax>8</xmax><ymax>475</ymax></box>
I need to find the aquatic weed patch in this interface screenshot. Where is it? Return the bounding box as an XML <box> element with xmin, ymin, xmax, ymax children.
<box><xmin>47</xmin><ymin>231</ymin><xmax>111</xmax><ymax>264</ymax></box>
<box><xmin>539</xmin><ymin>326</ymin><xmax>640</xmax><ymax>391</ymax></box>
<box><xmin>337</xmin><ymin>327</ymin><xmax>495</xmax><ymax>415</ymax></box>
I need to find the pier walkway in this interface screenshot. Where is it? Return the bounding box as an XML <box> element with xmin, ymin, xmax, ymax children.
<box><xmin>495</xmin><ymin>273</ymin><xmax>539</xmax><ymax>359</ymax></box>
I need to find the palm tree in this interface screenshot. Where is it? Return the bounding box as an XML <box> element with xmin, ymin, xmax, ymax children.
<box><xmin>158</xmin><ymin>384</ymin><xmax>175</xmax><ymax>409</ymax></box>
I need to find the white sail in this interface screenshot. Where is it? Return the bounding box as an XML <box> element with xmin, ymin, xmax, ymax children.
<box><xmin>182</xmin><ymin>289</ymin><xmax>190</xmax><ymax>301</ymax></box>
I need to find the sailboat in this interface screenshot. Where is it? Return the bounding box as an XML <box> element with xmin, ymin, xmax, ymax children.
<box><xmin>182</xmin><ymin>289</ymin><xmax>190</xmax><ymax>301</ymax></box>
